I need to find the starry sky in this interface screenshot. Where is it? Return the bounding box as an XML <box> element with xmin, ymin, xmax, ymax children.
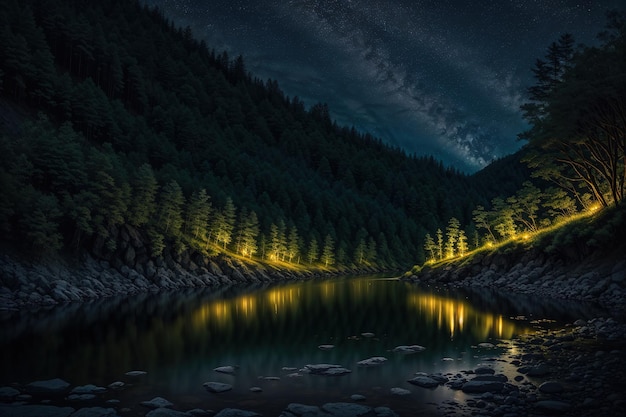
<box><xmin>143</xmin><ymin>0</ymin><xmax>622</xmax><ymax>172</ymax></box>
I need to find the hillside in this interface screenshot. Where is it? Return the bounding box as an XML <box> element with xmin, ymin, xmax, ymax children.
<box><xmin>404</xmin><ymin>203</ymin><xmax>626</xmax><ymax>317</ymax></box>
<box><xmin>0</xmin><ymin>0</ymin><xmax>530</xmax><ymax>272</ymax></box>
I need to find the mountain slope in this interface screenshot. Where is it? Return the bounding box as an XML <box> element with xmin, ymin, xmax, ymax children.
<box><xmin>0</xmin><ymin>0</ymin><xmax>528</xmax><ymax>270</ymax></box>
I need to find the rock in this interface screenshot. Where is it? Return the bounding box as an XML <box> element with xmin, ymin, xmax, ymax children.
<box><xmin>0</xmin><ymin>387</ymin><xmax>20</xmax><ymax>400</ymax></box>
<box><xmin>281</xmin><ymin>403</ymin><xmax>321</xmax><ymax>416</ymax></box>
<box><xmin>373</xmin><ymin>407</ymin><xmax>398</xmax><ymax>417</ymax></box>
<box><xmin>141</xmin><ymin>397</ymin><xmax>174</xmax><ymax>409</ymax></box>
<box><xmin>357</xmin><ymin>356</ymin><xmax>387</xmax><ymax>366</ymax></box>
<box><xmin>188</xmin><ymin>410</ymin><xmax>212</xmax><ymax>417</ymax></box>
<box><xmin>390</xmin><ymin>387</ymin><xmax>411</xmax><ymax>396</ymax></box>
<box><xmin>477</xmin><ymin>342</ymin><xmax>495</xmax><ymax>349</ymax></box>
<box><xmin>322</xmin><ymin>402</ymin><xmax>372</xmax><ymax>416</ymax></box>
<box><xmin>203</xmin><ymin>382</ymin><xmax>232</xmax><ymax>393</ymax></box>
<box><xmin>392</xmin><ymin>345</ymin><xmax>425</xmax><ymax>354</ymax></box>
<box><xmin>70</xmin><ymin>384</ymin><xmax>106</xmax><ymax>394</ymax></box>
<box><xmin>25</xmin><ymin>378</ymin><xmax>70</xmax><ymax>393</ymax></box>
<box><xmin>407</xmin><ymin>376</ymin><xmax>440</xmax><ymax>388</ymax></box>
<box><xmin>534</xmin><ymin>400</ymin><xmax>571</xmax><ymax>413</ymax></box>
<box><xmin>361</xmin><ymin>332</ymin><xmax>375</xmax><ymax>338</ymax></box>
<box><xmin>0</xmin><ymin>404</ymin><xmax>75</xmax><ymax>417</ymax></box>
<box><xmin>472</xmin><ymin>374</ymin><xmax>508</xmax><ymax>382</ymax></box>
<box><xmin>350</xmin><ymin>394</ymin><xmax>366</xmax><ymax>401</ymax></box>
<box><xmin>146</xmin><ymin>409</ymin><xmax>193</xmax><ymax>417</ymax></box>
<box><xmin>304</xmin><ymin>364</ymin><xmax>352</xmax><ymax>376</ymax></box>
<box><xmin>124</xmin><ymin>370</ymin><xmax>147</xmax><ymax>377</ymax></box>
<box><xmin>107</xmin><ymin>381</ymin><xmax>124</xmax><ymax>390</ymax></box>
<box><xmin>214</xmin><ymin>409</ymin><xmax>262</xmax><ymax>417</ymax></box>
<box><xmin>214</xmin><ymin>366</ymin><xmax>237</xmax><ymax>374</ymax></box>
<box><xmin>249</xmin><ymin>387</ymin><xmax>262</xmax><ymax>392</ymax></box>
<box><xmin>318</xmin><ymin>344</ymin><xmax>335</xmax><ymax>350</ymax></box>
<box><xmin>461</xmin><ymin>380</ymin><xmax>504</xmax><ymax>393</ymax></box>
<box><xmin>539</xmin><ymin>381</ymin><xmax>564</xmax><ymax>393</ymax></box>
<box><xmin>70</xmin><ymin>407</ymin><xmax>119</xmax><ymax>417</ymax></box>
<box><xmin>474</xmin><ymin>366</ymin><xmax>495</xmax><ymax>374</ymax></box>
<box><xmin>67</xmin><ymin>394</ymin><xmax>96</xmax><ymax>401</ymax></box>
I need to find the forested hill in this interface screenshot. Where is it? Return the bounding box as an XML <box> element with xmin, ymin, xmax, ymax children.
<box><xmin>0</xmin><ymin>0</ymin><xmax>527</xmax><ymax>269</ymax></box>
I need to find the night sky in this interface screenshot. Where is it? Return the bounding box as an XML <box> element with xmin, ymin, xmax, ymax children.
<box><xmin>143</xmin><ymin>0</ymin><xmax>622</xmax><ymax>172</ymax></box>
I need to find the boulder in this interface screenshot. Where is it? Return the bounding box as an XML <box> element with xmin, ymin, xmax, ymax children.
<box><xmin>203</xmin><ymin>382</ymin><xmax>232</xmax><ymax>393</ymax></box>
<box><xmin>407</xmin><ymin>376</ymin><xmax>439</xmax><ymax>388</ymax></box>
<box><xmin>213</xmin><ymin>409</ymin><xmax>262</xmax><ymax>417</ymax></box>
<box><xmin>25</xmin><ymin>378</ymin><xmax>70</xmax><ymax>393</ymax></box>
<box><xmin>357</xmin><ymin>357</ymin><xmax>387</xmax><ymax>367</ymax></box>
<box><xmin>461</xmin><ymin>380</ymin><xmax>504</xmax><ymax>393</ymax></box>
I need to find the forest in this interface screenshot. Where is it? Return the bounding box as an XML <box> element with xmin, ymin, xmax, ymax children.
<box><xmin>0</xmin><ymin>0</ymin><xmax>623</xmax><ymax>271</ymax></box>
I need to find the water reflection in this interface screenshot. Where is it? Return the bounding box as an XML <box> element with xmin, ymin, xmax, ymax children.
<box><xmin>407</xmin><ymin>293</ymin><xmax>518</xmax><ymax>341</ymax></box>
<box><xmin>0</xmin><ymin>277</ymin><xmax>607</xmax><ymax>415</ymax></box>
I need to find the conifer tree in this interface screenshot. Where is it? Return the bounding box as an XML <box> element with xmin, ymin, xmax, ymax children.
<box><xmin>158</xmin><ymin>180</ymin><xmax>184</xmax><ymax>236</ymax></box>
<box><xmin>321</xmin><ymin>234</ymin><xmax>335</xmax><ymax>267</ymax></box>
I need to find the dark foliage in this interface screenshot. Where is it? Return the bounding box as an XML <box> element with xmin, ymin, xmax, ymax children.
<box><xmin>0</xmin><ymin>0</ymin><xmax>528</xmax><ymax>267</ymax></box>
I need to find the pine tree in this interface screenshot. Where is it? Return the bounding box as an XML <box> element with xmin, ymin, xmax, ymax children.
<box><xmin>286</xmin><ymin>226</ymin><xmax>300</xmax><ymax>263</ymax></box>
<box><xmin>445</xmin><ymin>217</ymin><xmax>460</xmax><ymax>258</ymax></box>
<box><xmin>307</xmin><ymin>237</ymin><xmax>319</xmax><ymax>264</ymax></box>
<box><xmin>321</xmin><ymin>234</ymin><xmax>335</xmax><ymax>267</ymax></box>
<box><xmin>423</xmin><ymin>232</ymin><xmax>436</xmax><ymax>262</ymax></box>
<box><xmin>185</xmin><ymin>188</ymin><xmax>211</xmax><ymax>239</ymax></box>
<box><xmin>457</xmin><ymin>230</ymin><xmax>468</xmax><ymax>256</ymax></box>
<box><xmin>435</xmin><ymin>228</ymin><xmax>443</xmax><ymax>260</ymax></box>
<box><xmin>158</xmin><ymin>180</ymin><xmax>185</xmax><ymax>236</ymax></box>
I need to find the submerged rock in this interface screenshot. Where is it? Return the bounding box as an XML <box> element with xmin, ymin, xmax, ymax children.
<box><xmin>534</xmin><ymin>400</ymin><xmax>571</xmax><ymax>413</ymax></box>
<box><xmin>322</xmin><ymin>402</ymin><xmax>372</xmax><ymax>416</ymax></box>
<box><xmin>391</xmin><ymin>345</ymin><xmax>425</xmax><ymax>354</ymax></box>
<box><xmin>407</xmin><ymin>376</ymin><xmax>440</xmax><ymax>388</ymax></box>
<box><xmin>318</xmin><ymin>344</ymin><xmax>335</xmax><ymax>350</ymax></box>
<box><xmin>0</xmin><ymin>387</ymin><xmax>20</xmax><ymax>400</ymax></box>
<box><xmin>146</xmin><ymin>409</ymin><xmax>193</xmax><ymax>417</ymax></box>
<box><xmin>214</xmin><ymin>366</ymin><xmax>237</xmax><ymax>374</ymax></box>
<box><xmin>141</xmin><ymin>397</ymin><xmax>174</xmax><ymax>409</ymax></box>
<box><xmin>539</xmin><ymin>380</ymin><xmax>564</xmax><ymax>393</ymax></box>
<box><xmin>303</xmin><ymin>364</ymin><xmax>352</xmax><ymax>376</ymax></box>
<box><xmin>0</xmin><ymin>404</ymin><xmax>74</xmax><ymax>417</ymax></box>
<box><xmin>70</xmin><ymin>384</ymin><xmax>106</xmax><ymax>394</ymax></box>
<box><xmin>213</xmin><ymin>409</ymin><xmax>262</xmax><ymax>417</ymax></box>
<box><xmin>357</xmin><ymin>356</ymin><xmax>387</xmax><ymax>367</ymax></box>
<box><xmin>70</xmin><ymin>407</ymin><xmax>119</xmax><ymax>417</ymax></box>
<box><xmin>124</xmin><ymin>370</ymin><xmax>147</xmax><ymax>377</ymax></box>
<box><xmin>390</xmin><ymin>387</ymin><xmax>411</xmax><ymax>396</ymax></box>
<box><xmin>461</xmin><ymin>380</ymin><xmax>504</xmax><ymax>393</ymax></box>
<box><xmin>25</xmin><ymin>378</ymin><xmax>70</xmax><ymax>393</ymax></box>
<box><xmin>203</xmin><ymin>382</ymin><xmax>232</xmax><ymax>393</ymax></box>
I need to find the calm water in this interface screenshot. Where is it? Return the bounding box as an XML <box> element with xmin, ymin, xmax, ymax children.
<box><xmin>0</xmin><ymin>276</ymin><xmax>606</xmax><ymax>415</ymax></box>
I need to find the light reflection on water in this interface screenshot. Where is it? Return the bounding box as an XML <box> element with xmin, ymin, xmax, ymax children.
<box><xmin>0</xmin><ymin>276</ymin><xmax>606</xmax><ymax>416</ymax></box>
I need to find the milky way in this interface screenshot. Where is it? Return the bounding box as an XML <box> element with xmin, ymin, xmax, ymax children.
<box><xmin>142</xmin><ymin>0</ymin><xmax>622</xmax><ymax>172</ymax></box>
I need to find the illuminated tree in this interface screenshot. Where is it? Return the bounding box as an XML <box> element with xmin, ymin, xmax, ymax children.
<box><xmin>457</xmin><ymin>230</ymin><xmax>468</xmax><ymax>256</ymax></box>
<box><xmin>492</xmin><ymin>198</ymin><xmax>516</xmax><ymax>239</ymax></box>
<box><xmin>185</xmin><ymin>188</ymin><xmax>211</xmax><ymax>239</ymax></box>
<box><xmin>321</xmin><ymin>234</ymin><xmax>335</xmax><ymax>267</ymax></box>
<box><xmin>269</xmin><ymin>220</ymin><xmax>287</xmax><ymax>261</ymax></box>
<box><xmin>543</xmin><ymin>187</ymin><xmax>578</xmax><ymax>221</ymax></box>
<box><xmin>212</xmin><ymin>197</ymin><xmax>236</xmax><ymax>249</ymax></box>
<box><xmin>521</xmin><ymin>18</ymin><xmax>626</xmax><ymax>207</ymax></box>
<box><xmin>435</xmin><ymin>228</ymin><xmax>443</xmax><ymax>260</ymax></box>
<box><xmin>286</xmin><ymin>226</ymin><xmax>300</xmax><ymax>263</ymax></box>
<box><xmin>238</xmin><ymin>210</ymin><xmax>259</xmax><ymax>258</ymax></box>
<box><xmin>445</xmin><ymin>217</ymin><xmax>460</xmax><ymax>258</ymax></box>
<box><xmin>423</xmin><ymin>232</ymin><xmax>436</xmax><ymax>262</ymax></box>
<box><xmin>307</xmin><ymin>237</ymin><xmax>319</xmax><ymax>264</ymax></box>
<box><xmin>507</xmin><ymin>181</ymin><xmax>542</xmax><ymax>233</ymax></box>
<box><xmin>472</xmin><ymin>205</ymin><xmax>497</xmax><ymax>244</ymax></box>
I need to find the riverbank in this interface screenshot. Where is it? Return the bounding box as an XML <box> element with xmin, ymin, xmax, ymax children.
<box><xmin>0</xmin><ymin>249</ymin><xmax>384</xmax><ymax>312</ymax></box>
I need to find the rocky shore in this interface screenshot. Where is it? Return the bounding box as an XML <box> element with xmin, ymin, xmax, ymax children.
<box><xmin>0</xmin><ymin>247</ymin><xmax>382</xmax><ymax>312</ymax></box>
<box><xmin>403</xmin><ymin>246</ymin><xmax>626</xmax><ymax>319</ymax></box>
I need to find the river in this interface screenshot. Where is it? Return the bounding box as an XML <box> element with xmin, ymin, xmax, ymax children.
<box><xmin>0</xmin><ymin>276</ymin><xmax>607</xmax><ymax>416</ymax></box>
